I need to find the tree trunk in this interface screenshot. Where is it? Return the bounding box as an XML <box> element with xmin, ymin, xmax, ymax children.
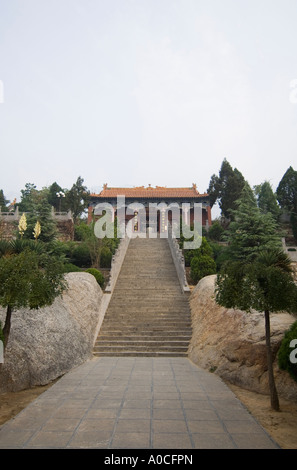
<box><xmin>264</xmin><ymin>309</ymin><xmax>280</xmax><ymax>411</ymax></box>
<box><xmin>3</xmin><ymin>304</ymin><xmax>12</xmax><ymax>350</ymax></box>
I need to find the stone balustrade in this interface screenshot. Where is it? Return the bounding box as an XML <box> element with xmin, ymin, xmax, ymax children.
<box><xmin>167</xmin><ymin>223</ymin><xmax>190</xmax><ymax>293</ymax></box>
<box><xmin>105</xmin><ymin>235</ymin><xmax>131</xmax><ymax>293</ymax></box>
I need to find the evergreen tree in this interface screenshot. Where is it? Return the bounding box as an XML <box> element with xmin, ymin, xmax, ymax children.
<box><xmin>216</xmin><ymin>182</ymin><xmax>297</xmax><ymax>410</ymax></box>
<box><xmin>276</xmin><ymin>166</ymin><xmax>297</xmax><ymax>242</ymax></box>
<box><xmin>226</xmin><ymin>183</ymin><xmax>280</xmax><ymax>261</ymax></box>
<box><xmin>207</xmin><ymin>158</ymin><xmax>246</xmax><ymax>220</ymax></box>
<box><xmin>0</xmin><ymin>190</ymin><xmax>9</xmax><ymax>211</ymax></box>
<box><xmin>254</xmin><ymin>181</ymin><xmax>280</xmax><ymax>220</ymax></box>
<box><xmin>276</xmin><ymin>166</ymin><xmax>297</xmax><ymax>213</ymax></box>
<box><xmin>47</xmin><ymin>182</ymin><xmax>67</xmax><ymax>211</ymax></box>
<box><xmin>18</xmin><ymin>183</ymin><xmax>37</xmax><ymax>212</ymax></box>
<box><xmin>216</xmin><ymin>248</ymin><xmax>297</xmax><ymax>411</ymax></box>
<box><xmin>65</xmin><ymin>176</ymin><xmax>90</xmax><ymax>223</ymax></box>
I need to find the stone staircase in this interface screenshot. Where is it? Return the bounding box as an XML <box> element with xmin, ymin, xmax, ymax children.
<box><xmin>93</xmin><ymin>237</ymin><xmax>192</xmax><ymax>357</ymax></box>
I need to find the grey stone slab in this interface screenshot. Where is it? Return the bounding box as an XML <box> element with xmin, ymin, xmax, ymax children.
<box><xmin>91</xmin><ymin>398</ymin><xmax>123</xmax><ymax>409</ymax></box>
<box><xmin>110</xmin><ymin>432</ymin><xmax>151</xmax><ymax>449</ymax></box>
<box><xmin>125</xmin><ymin>391</ymin><xmax>153</xmax><ymax>400</ymax></box>
<box><xmin>115</xmin><ymin>419</ymin><xmax>151</xmax><ymax>433</ymax></box>
<box><xmin>231</xmin><ymin>432</ymin><xmax>278</xmax><ymax>449</ymax></box>
<box><xmin>0</xmin><ymin>357</ymin><xmax>280</xmax><ymax>449</ymax></box>
<box><xmin>184</xmin><ymin>409</ymin><xmax>219</xmax><ymax>421</ymax></box>
<box><xmin>153</xmin><ymin>408</ymin><xmax>185</xmax><ymax>420</ymax></box>
<box><xmin>187</xmin><ymin>420</ymin><xmax>226</xmax><ymax>434</ymax></box>
<box><xmin>41</xmin><ymin>417</ymin><xmax>81</xmax><ymax>432</ymax></box>
<box><xmin>122</xmin><ymin>399</ymin><xmax>151</xmax><ymax>409</ymax></box>
<box><xmin>182</xmin><ymin>399</ymin><xmax>214</xmax><ymax>409</ymax></box>
<box><xmin>67</xmin><ymin>430</ymin><xmax>112</xmax><ymax>449</ymax></box>
<box><xmin>153</xmin><ymin>391</ymin><xmax>180</xmax><ymax>400</ymax></box>
<box><xmin>153</xmin><ymin>433</ymin><xmax>193</xmax><ymax>449</ymax></box>
<box><xmin>85</xmin><ymin>408</ymin><xmax>119</xmax><ymax>419</ymax></box>
<box><xmin>119</xmin><ymin>408</ymin><xmax>151</xmax><ymax>420</ymax></box>
<box><xmin>192</xmin><ymin>433</ymin><xmax>236</xmax><ymax>449</ymax></box>
<box><xmin>0</xmin><ymin>429</ymin><xmax>35</xmax><ymax>448</ymax></box>
<box><xmin>153</xmin><ymin>399</ymin><xmax>182</xmax><ymax>409</ymax></box>
<box><xmin>51</xmin><ymin>407</ymin><xmax>87</xmax><ymax>419</ymax></box>
<box><xmin>224</xmin><ymin>419</ymin><xmax>271</xmax><ymax>434</ymax></box>
<box><xmin>153</xmin><ymin>419</ymin><xmax>188</xmax><ymax>434</ymax></box>
<box><xmin>25</xmin><ymin>431</ymin><xmax>73</xmax><ymax>449</ymax></box>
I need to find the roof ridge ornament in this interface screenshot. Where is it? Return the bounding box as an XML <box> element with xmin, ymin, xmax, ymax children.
<box><xmin>192</xmin><ymin>183</ymin><xmax>199</xmax><ymax>194</ymax></box>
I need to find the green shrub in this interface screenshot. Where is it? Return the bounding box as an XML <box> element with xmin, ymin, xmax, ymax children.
<box><xmin>102</xmin><ymin>237</ymin><xmax>120</xmax><ymax>254</ymax></box>
<box><xmin>63</xmin><ymin>263</ymin><xmax>82</xmax><ymax>273</ymax></box>
<box><xmin>183</xmin><ymin>237</ymin><xmax>214</xmax><ymax>267</ymax></box>
<box><xmin>100</xmin><ymin>246</ymin><xmax>112</xmax><ymax>268</ymax></box>
<box><xmin>211</xmin><ymin>244</ymin><xmax>233</xmax><ymax>271</ymax></box>
<box><xmin>290</xmin><ymin>212</ymin><xmax>297</xmax><ymax>243</ymax></box>
<box><xmin>190</xmin><ymin>254</ymin><xmax>217</xmax><ymax>284</ymax></box>
<box><xmin>74</xmin><ymin>222</ymin><xmax>93</xmax><ymax>241</ymax></box>
<box><xmin>207</xmin><ymin>221</ymin><xmax>224</xmax><ymax>241</ymax></box>
<box><xmin>278</xmin><ymin>320</ymin><xmax>297</xmax><ymax>383</ymax></box>
<box><xmin>184</xmin><ymin>248</ymin><xmax>197</xmax><ymax>267</ymax></box>
<box><xmin>71</xmin><ymin>243</ymin><xmax>91</xmax><ymax>267</ymax></box>
<box><xmin>85</xmin><ymin>268</ymin><xmax>105</xmax><ymax>288</ymax></box>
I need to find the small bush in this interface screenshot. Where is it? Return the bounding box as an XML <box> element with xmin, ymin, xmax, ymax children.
<box><xmin>190</xmin><ymin>254</ymin><xmax>217</xmax><ymax>284</ymax></box>
<box><xmin>207</xmin><ymin>221</ymin><xmax>224</xmax><ymax>241</ymax></box>
<box><xmin>85</xmin><ymin>268</ymin><xmax>105</xmax><ymax>288</ymax></box>
<box><xmin>71</xmin><ymin>243</ymin><xmax>91</xmax><ymax>267</ymax></box>
<box><xmin>290</xmin><ymin>212</ymin><xmax>297</xmax><ymax>243</ymax></box>
<box><xmin>63</xmin><ymin>263</ymin><xmax>82</xmax><ymax>273</ymax></box>
<box><xmin>278</xmin><ymin>320</ymin><xmax>297</xmax><ymax>383</ymax></box>
<box><xmin>100</xmin><ymin>247</ymin><xmax>112</xmax><ymax>268</ymax></box>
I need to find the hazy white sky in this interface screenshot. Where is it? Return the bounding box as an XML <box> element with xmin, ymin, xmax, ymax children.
<box><xmin>0</xmin><ymin>0</ymin><xmax>297</xmax><ymax>208</ymax></box>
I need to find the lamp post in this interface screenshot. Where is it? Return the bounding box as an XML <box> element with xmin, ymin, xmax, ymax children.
<box><xmin>56</xmin><ymin>191</ymin><xmax>65</xmax><ymax>213</ymax></box>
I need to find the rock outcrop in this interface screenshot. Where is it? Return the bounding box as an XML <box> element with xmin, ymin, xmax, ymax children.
<box><xmin>188</xmin><ymin>275</ymin><xmax>297</xmax><ymax>401</ymax></box>
<box><xmin>0</xmin><ymin>272</ymin><xmax>103</xmax><ymax>393</ymax></box>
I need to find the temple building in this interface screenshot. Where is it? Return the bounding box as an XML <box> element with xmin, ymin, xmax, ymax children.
<box><xmin>88</xmin><ymin>184</ymin><xmax>212</xmax><ymax>234</ymax></box>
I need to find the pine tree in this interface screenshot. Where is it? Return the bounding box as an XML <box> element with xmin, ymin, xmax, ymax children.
<box><xmin>276</xmin><ymin>166</ymin><xmax>297</xmax><ymax>213</ymax></box>
<box><xmin>65</xmin><ymin>176</ymin><xmax>90</xmax><ymax>223</ymax></box>
<box><xmin>0</xmin><ymin>190</ymin><xmax>9</xmax><ymax>211</ymax></box>
<box><xmin>216</xmin><ymin>248</ymin><xmax>297</xmax><ymax>411</ymax></box>
<box><xmin>216</xmin><ymin>183</ymin><xmax>297</xmax><ymax>411</ymax></box>
<box><xmin>226</xmin><ymin>183</ymin><xmax>280</xmax><ymax>261</ymax></box>
<box><xmin>207</xmin><ymin>158</ymin><xmax>245</xmax><ymax>220</ymax></box>
<box><xmin>254</xmin><ymin>181</ymin><xmax>280</xmax><ymax>220</ymax></box>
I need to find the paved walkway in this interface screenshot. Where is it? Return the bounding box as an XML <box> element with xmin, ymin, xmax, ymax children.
<box><xmin>0</xmin><ymin>357</ymin><xmax>279</xmax><ymax>449</ymax></box>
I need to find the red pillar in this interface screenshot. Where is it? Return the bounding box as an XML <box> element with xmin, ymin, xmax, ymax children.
<box><xmin>207</xmin><ymin>205</ymin><xmax>212</xmax><ymax>226</ymax></box>
<box><xmin>87</xmin><ymin>206</ymin><xmax>93</xmax><ymax>224</ymax></box>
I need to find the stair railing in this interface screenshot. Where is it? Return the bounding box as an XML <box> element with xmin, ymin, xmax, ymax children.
<box><xmin>167</xmin><ymin>222</ymin><xmax>190</xmax><ymax>294</ymax></box>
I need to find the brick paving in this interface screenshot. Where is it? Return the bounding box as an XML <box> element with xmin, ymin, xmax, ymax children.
<box><xmin>0</xmin><ymin>357</ymin><xmax>279</xmax><ymax>449</ymax></box>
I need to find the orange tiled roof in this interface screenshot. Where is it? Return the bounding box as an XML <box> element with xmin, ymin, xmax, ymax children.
<box><xmin>91</xmin><ymin>184</ymin><xmax>208</xmax><ymax>199</ymax></box>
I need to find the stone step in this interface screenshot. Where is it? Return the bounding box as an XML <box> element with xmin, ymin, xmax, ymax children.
<box><xmin>94</xmin><ymin>339</ymin><xmax>189</xmax><ymax>351</ymax></box>
<box><xmin>97</xmin><ymin>327</ymin><xmax>192</xmax><ymax>333</ymax></box>
<box><xmin>93</xmin><ymin>236</ymin><xmax>192</xmax><ymax>357</ymax></box>
<box><xmin>100</xmin><ymin>319</ymin><xmax>191</xmax><ymax>326</ymax></box>
<box><xmin>93</xmin><ymin>351</ymin><xmax>188</xmax><ymax>357</ymax></box>
<box><xmin>96</xmin><ymin>334</ymin><xmax>191</xmax><ymax>341</ymax></box>
<box><xmin>93</xmin><ymin>345</ymin><xmax>189</xmax><ymax>353</ymax></box>
<box><xmin>101</xmin><ymin>317</ymin><xmax>192</xmax><ymax>331</ymax></box>
<box><xmin>103</xmin><ymin>309</ymin><xmax>190</xmax><ymax>315</ymax></box>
